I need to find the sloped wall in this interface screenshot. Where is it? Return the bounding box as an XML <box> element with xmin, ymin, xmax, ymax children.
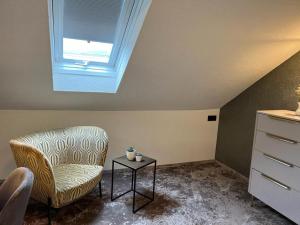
<box><xmin>215</xmin><ymin>51</ymin><xmax>300</xmax><ymax>176</ymax></box>
<box><xmin>1</xmin><ymin>0</ymin><xmax>300</xmax><ymax>110</ymax></box>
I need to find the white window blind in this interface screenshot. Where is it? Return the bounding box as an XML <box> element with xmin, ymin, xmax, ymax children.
<box><xmin>63</xmin><ymin>0</ymin><xmax>123</xmax><ymax>44</ymax></box>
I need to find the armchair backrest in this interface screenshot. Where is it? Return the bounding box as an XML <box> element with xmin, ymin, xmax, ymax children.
<box><xmin>64</xmin><ymin>126</ymin><xmax>108</xmax><ymax>166</ymax></box>
<box><xmin>15</xmin><ymin>129</ymin><xmax>68</xmax><ymax>166</ymax></box>
<box><xmin>12</xmin><ymin>126</ymin><xmax>109</xmax><ymax>167</ymax></box>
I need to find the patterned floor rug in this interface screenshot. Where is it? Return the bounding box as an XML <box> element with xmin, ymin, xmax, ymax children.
<box><xmin>23</xmin><ymin>161</ymin><xmax>295</xmax><ymax>225</ymax></box>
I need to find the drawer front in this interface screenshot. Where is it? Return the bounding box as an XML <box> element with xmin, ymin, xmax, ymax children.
<box><xmin>249</xmin><ymin>169</ymin><xmax>300</xmax><ymax>224</ymax></box>
<box><xmin>257</xmin><ymin>113</ymin><xmax>300</xmax><ymax>142</ymax></box>
<box><xmin>254</xmin><ymin>130</ymin><xmax>300</xmax><ymax>167</ymax></box>
<box><xmin>251</xmin><ymin>150</ymin><xmax>300</xmax><ymax>192</ymax></box>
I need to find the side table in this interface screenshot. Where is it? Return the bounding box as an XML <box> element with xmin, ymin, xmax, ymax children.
<box><xmin>111</xmin><ymin>155</ymin><xmax>156</xmax><ymax>213</ymax></box>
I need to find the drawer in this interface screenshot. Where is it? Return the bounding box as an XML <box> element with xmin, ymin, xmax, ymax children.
<box><xmin>254</xmin><ymin>130</ymin><xmax>300</xmax><ymax>167</ymax></box>
<box><xmin>251</xmin><ymin>150</ymin><xmax>300</xmax><ymax>191</ymax></box>
<box><xmin>257</xmin><ymin>113</ymin><xmax>300</xmax><ymax>142</ymax></box>
<box><xmin>249</xmin><ymin>169</ymin><xmax>300</xmax><ymax>224</ymax></box>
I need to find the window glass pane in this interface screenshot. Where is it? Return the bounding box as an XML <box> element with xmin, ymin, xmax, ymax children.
<box><xmin>63</xmin><ymin>38</ymin><xmax>113</xmax><ymax>63</ymax></box>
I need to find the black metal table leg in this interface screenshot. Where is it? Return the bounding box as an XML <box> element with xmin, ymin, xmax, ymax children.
<box><xmin>131</xmin><ymin>169</ymin><xmax>134</xmax><ymax>191</ymax></box>
<box><xmin>47</xmin><ymin>198</ymin><xmax>52</xmax><ymax>225</ymax></box>
<box><xmin>111</xmin><ymin>161</ymin><xmax>114</xmax><ymax>201</ymax></box>
<box><xmin>132</xmin><ymin>161</ymin><xmax>156</xmax><ymax>213</ymax></box>
<box><xmin>111</xmin><ymin>161</ymin><xmax>132</xmax><ymax>201</ymax></box>
<box><xmin>99</xmin><ymin>181</ymin><xmax>102</xmax><ymax>197</ymax></box>
<box><xmin>153</xmin><ymin>161</ymin><xmax>156</xmax><ymax>200</ymax></box>
<box><xmin>111</xmin><ymin>158</ymin><xmax>157</xmax><ymax>213</ymax></box>
<box><xmin>132</xmin><ymin>170</ymin><xmax>137</xmax><ymax>213</ymax></box>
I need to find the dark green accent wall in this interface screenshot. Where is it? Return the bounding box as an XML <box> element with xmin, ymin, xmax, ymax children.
<box><xmin>215</xmin><ymin>51</ymin><xmax>300</xmax><ymax>177</ymax></box>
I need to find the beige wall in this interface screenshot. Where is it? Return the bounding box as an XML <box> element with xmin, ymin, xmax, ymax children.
<box><xmin>0</xmin><ymin>109</ymin><xmax>219</xmax><ymax>178</ymax></box>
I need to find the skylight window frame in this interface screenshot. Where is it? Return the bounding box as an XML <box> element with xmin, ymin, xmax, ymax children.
<box><xmin>51</xmin><ymin>0</ymin><xmax>134</xmax><ymax>69</ymax></box>
<box><xmin>48</xmin><ymin>0</ymin><xmax>152</xmax><ymax>93</ymax></box>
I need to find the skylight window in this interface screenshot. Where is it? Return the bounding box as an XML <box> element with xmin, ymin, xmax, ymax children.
<box><xmin>48</xmin><ymin>0</ymin><xmax>152</xmax><ymax>93</ymax></box>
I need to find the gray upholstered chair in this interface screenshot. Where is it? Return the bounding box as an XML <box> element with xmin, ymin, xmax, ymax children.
<box><xmin>0</xmin><ymin>167</ymin><xmax>34</xmax><ymax>225</ymax></box>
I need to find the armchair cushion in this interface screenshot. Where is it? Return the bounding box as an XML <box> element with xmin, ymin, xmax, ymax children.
<box><xmin>53</xmin><ymin>164</ymin><xmax>103</xmax><ymax>207</ymax></box>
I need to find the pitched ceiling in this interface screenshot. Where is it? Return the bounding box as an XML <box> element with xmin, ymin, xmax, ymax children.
<box><xmin>0</xmin><ymin>0</ymin><xmax>300</xmax><ymax>110</ymax></box>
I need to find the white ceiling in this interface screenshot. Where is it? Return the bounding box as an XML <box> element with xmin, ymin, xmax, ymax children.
<box><xmin>0</xmin><ymin>0</ymin><xmax>300</xmax><ymax>110</ymax></box>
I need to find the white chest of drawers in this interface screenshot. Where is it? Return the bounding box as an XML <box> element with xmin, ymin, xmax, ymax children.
<box><xmin>249</xmin><ymin>110</ymin><xmax>300</xmax><ymax>224</ymax></box>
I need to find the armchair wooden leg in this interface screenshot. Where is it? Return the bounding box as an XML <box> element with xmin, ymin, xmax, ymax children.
<box><xmin>47</xmin><ymin>198</ymin><xmax>52</xmax><ymax>225</ymax></box>
<box><xmin>99</xmin><ymin>181</ymin><xmax>102</xmax><ymax>197</ymax></box>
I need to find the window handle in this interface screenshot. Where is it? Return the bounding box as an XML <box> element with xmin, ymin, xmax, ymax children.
<box><xmin>266</xmin><ymin>133</ymin><xmax>297</xmax><ymax>144</ymax></box>
<box><xmin>263</xmin><ymin>153</ymin><xmax>293</xmax><ymax>168</ymax></box>
<box><xmin>75</xmin><ymin>61</ymin><xmax>89</xmax><ymax>66</ymax></box>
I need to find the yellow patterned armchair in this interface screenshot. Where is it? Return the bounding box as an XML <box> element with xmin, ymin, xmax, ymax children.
<box><xmin>9</xmin><ymin>126</ymin><xmax>108</xmax><ymax>209</ymax></box>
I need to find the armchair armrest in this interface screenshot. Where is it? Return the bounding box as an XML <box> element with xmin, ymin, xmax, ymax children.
<box><xmin>9</xmin><ymin>140</ymin><xmax>56</xmax><ymax>205</ymax></box>
<box><xmin>97</xmin><ymin>142</ymin><xmax>108</xmax><ymax>167</ymax></box>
